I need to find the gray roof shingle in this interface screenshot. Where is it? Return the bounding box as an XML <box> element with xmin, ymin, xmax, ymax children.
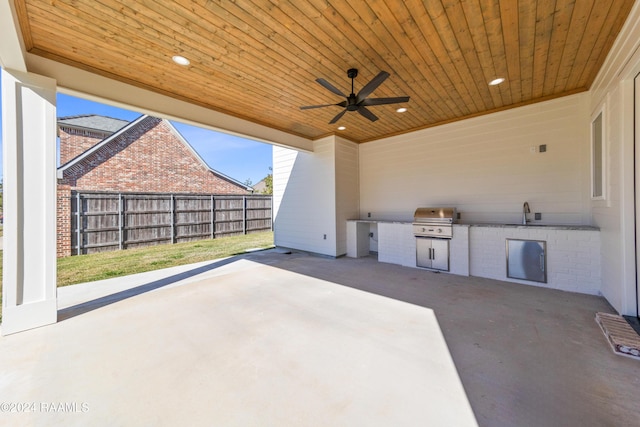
<box><xmin>58</xmin><ymin>114</ymin><xmax>131</xmax><ymax>133</ymax></box>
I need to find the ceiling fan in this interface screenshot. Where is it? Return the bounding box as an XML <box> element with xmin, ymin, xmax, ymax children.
<box><xmin>300</xmin><ymin>68</ymin><xmax>410</xmax><ymax>124</ymax></box>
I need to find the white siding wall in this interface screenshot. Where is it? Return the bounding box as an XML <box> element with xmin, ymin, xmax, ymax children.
<box><xmin>335</xmin><ymin>137</ymin><xmax>360</xmax><ymax>256</ymax></box>
<box><xmin>588</xmin><ymin>0</ymin><xmax>640</xmax><ymax>315</ymax></box>
<box><xmin>359</xmin><ymin>93</ymin><xmax>591</xmax><ymax>225</ymax></box>
<box><xmin>273</xmin><ymin>136</ymin><xmax>359</xmax><ymax>257</ymax></box>
<box><xmin>273</xmin><ymin>138</ymin><xmax>337</xmax><ymax>256</ymax></box>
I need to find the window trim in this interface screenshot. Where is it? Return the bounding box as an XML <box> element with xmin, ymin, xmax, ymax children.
<box><xmin>591</xmin><ymin>107</ymin><xmax>606</xmax><ymax>201</ymax></box>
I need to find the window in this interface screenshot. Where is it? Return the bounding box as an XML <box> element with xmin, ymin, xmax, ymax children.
<box><xmin>591</xmin><ymin>110</ymin><xmax>605</xmax><ymax>199</ymax></box>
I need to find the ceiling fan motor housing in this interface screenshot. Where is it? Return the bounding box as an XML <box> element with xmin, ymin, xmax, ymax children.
<box><xmin>346</xmin><ymin>94</ymin><xmax>359</xmax><ymax>110</ymax></box>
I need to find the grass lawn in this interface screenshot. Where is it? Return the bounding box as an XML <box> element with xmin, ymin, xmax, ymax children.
<box><xmin>0</xmin><ymin>231</ymin><xmax>274</xmax><ymax>323</ymax></box>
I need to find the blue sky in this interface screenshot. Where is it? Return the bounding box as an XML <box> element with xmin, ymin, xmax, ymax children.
<box><xmin>0</xmin><ymin>77</ymin><xmax>273</xmax><ymax>185</ymax></box>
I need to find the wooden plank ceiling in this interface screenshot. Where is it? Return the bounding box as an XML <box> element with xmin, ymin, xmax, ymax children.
<box><xmin>14</xmin><ymin>0</ymin><xmax>636</xmax><ymax>143</ymax></box>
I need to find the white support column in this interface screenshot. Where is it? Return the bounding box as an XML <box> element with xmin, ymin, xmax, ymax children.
<box><xmin>1</xmin><ymin>68</ymin><xmax>58</xmax><ymax>335</ymax></box>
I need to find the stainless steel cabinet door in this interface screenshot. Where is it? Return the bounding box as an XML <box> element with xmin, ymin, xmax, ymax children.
<box><xmin>506</xmin><ymin>239</ymin><xmax>546</xmax><ymax>283</ymax></box>
<box><xmin>431</xmin><ymin>239</ymin><xmax>449</xmax><ymax>271</ymax></box>
<box><xmin>416</xmin><ymin>237</ymin><xmax>432</xmax><ymax>268</ymax></box>
<box><xmin>416</xmin><ymin>237</ymin><xmax>450</xmax><ymax>271</ymax></box>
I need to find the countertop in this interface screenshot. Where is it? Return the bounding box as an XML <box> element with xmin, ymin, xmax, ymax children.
<box><xmin>347</xmin><ymin>219</ymin><xmax>411</xmax><ymax>224</ymax></box>
<box><xmin>465</xmin><ymin>223</ymin><xmax>599</xmax><ymax>231</ymax></box>
<box><xmin>347</xmin><ymin>219</ymin><xmax>599</xmax><ymax>231</ymax></box>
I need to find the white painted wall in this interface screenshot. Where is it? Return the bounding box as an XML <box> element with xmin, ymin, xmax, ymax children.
<box><xmin>334</xmin><ymin>137</ymin><xmax>360</xmax><ymax>256</ymax></box>
<box><xmin>273</xmin><ymin>138</ymin><xmax>336</xmax><ymax>255</ymax></box>
<box><xmin>273</xmin><ymin>136</ymin><xmax>359</xmax><ymax>257</ymax></box>
<box><xmin>359</xmin><ymin>93</ymin><xmax>592</xmax><ymax>226</ymax></box>
<box><xmin>588</xmin><ymin>0</ymin><xmax>640</xmax><ymax>316</ymax></box>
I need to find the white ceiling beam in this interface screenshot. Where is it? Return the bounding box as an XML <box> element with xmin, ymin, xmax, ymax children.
<box><xmin>0</xmin><ymin>0</ymin><xmax>27</xmax><ymax>71</ymax></box>
<box><xmin>26</xmin><ymin>54</ymin><xmax>314</xmax><ymax>152</ymax></box>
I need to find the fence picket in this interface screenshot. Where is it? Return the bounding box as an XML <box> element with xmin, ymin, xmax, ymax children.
<box><xmin>118</xmin><ymin>193</ymin><xmax>123</xmax><ymax>251</ymax></box>
<box><xmin>70</xmin><ymin>191</ymin><xmax>272</xmax><ymax>255</ymax></box>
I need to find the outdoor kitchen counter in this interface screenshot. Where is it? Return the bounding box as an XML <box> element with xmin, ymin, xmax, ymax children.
<box><xmin>466</xmin><ymin>223</ymin><xmax>601</xmax><ymax>294</ymax></box>
<box><xmin>346</xmin><ymin>219</ymin><xmax>412</xmax><ymax>224</ymax></box>
<box><xmin>347</xmin><ymin>220</ymin><xmax>601</xmax><ymax>295</ymax></box>
<box><xmin>346</xmin><ymin>219</ymin><xmax>410</xmax><ymax>260</ymax></box>
<box><xmin>348</xmin><ymin>219</ymin><xmax>600</xmax><ymax>230</ymax></box>
<box><xmin>466</xmin><ymin>223</ymin><xmax>599</xmax><ymax>231</ymax></box>
<box><xmin>346</xmin><ymin>220</ymin><xmax>470</xmax><ymax>276</ymax></box>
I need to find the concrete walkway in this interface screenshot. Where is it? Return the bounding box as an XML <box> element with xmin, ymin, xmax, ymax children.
<box><xmin>0</xmin><ymin>249</ymin><xmax>638</xmax><ymax>426</ymax></box>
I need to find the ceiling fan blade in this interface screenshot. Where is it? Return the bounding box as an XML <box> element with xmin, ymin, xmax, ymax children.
<box><xmin>329</xmin><ymin>109</ymin><xmax>348</xmax><ymax>124</ymax></box>
<box><xmin>316</xmin><ymin>78</ymin><xmax>347</xmax><ymax>98</ymax></box>
<box><xmin>300</xmin><ymin>101</ymin><xmax>347</xmax><ymax>110</ymax></box>
<box><xmin>300</xmin><ymin>103</ymin><xmax>339</xmax><ymax>110</ymax></box>
<box><xmin>356</xmin><ymin>71</ymin><xmax>390</xmax><ymax>101</ymax></box>
<box><xmin>357</xmin><ymin>106</ymin><xmax>379</xmax><ymax>122</ymax></box>
<box><xmin>360</xmin><ymin>96</ymin><xmax>410</xmax><ymax>106</ymax></box>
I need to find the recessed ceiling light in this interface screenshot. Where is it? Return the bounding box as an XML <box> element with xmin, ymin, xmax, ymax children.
<box><xmin>172</xmin><ymin>55</ymin><xmax>190</xmax><ymax>66</ymax></box>
<box><xmin>396</xmin><ymin>107</ymin><xmax>407</xmax><ymax>113</ymax></box>
<box><xmin>489</xmin><ymin>77</ymin><xmax>505</xmax><ymax>86</ymax></box>
<box><xmin>337</xmin><ymin>126</ymin><xmax>346</xmax><ymax>131</ymax></box>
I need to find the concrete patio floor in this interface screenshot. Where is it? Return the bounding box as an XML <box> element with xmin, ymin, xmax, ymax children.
<box><xmin>1</xmin><ymin>249</ymin><xmax>638</xmax><ymax>426</ymax></box>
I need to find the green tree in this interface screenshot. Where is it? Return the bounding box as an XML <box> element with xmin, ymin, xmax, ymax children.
<box><xmin>262</xmin><ymin>174</ymin><xmax>272</xmax><ymax>195</ymax></box>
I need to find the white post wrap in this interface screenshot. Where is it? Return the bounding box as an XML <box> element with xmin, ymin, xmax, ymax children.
<box><xmin>1</xmin><ymin>69</ymin><xmax>58</xmax><ymax>335</ymax></box>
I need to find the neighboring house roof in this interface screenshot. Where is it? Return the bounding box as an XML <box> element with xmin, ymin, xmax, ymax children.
<box><xmin>252</xmin><ymin>178</ymin><xmax>267</xmax><ymax>193</ymax></box>
<box><xmin>57</xmin><ymin>114</ymin><xmax>253</xmax><ymax>191</ymax></box>
<box><xmin>58</xmin><ymin>115</ymin><xmax>130</xmax><ymax>133</ymax></box>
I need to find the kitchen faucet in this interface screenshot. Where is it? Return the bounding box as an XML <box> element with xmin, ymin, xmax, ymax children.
<box><xmin>522</xmin><ymin>201</ymin><xmax>530</xmax><ymax>225</ymax></box>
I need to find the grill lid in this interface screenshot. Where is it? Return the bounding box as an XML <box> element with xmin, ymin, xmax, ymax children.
<box><xmin>413</xmin><ymin>207</ymin><xmax>457</xmax><ymax>224</ymax></box>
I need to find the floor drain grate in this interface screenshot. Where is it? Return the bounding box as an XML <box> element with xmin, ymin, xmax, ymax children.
<box><xmin>596</xmin><ymin>312</ymin><xmax>640</xmax><ymax>360</ymax></box>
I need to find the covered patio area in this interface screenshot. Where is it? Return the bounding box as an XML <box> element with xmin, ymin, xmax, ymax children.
<box><xmin>0</xmin><ymin>249</ymin><xmax>636</xmax><ymax>426</ymax></box>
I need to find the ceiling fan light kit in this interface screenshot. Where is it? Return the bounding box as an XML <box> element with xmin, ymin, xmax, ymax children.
<box><xmin>300</xmin><ymin>68</ymin><xmax>410</xmax><ymax>124</ymax></box>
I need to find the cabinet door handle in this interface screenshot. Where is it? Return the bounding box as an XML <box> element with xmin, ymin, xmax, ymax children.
<box><xmin>431</xmin><ymin>248</ymin><xmax>435</xmax><ymax>259</ymax></box>
<box><xmin>540</xmin><ymin>253</ymin><xmax>545</xmax><ymax>272</ymax></box>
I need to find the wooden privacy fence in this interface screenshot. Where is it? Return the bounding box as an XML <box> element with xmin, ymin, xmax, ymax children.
<box><xmin>70</xmin><ymin>191</ymin><xmax>272</xmax><ymax>255</ymax></box>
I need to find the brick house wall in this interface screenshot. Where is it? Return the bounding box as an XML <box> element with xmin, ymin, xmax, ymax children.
<box><xmin>57</xmin><ymin>115</ymin><xmax>250</xmax><ymax>257</ymax></box>
<box><xmin>59</xmin><ymin>127</ymin><xmax>112</xmax><ymax>165</ymax></box>
<box><xmin>59</xmin><ymin>116</ymin><xmax>249</xmax><ymax>194</ymax></box>
<box><xmin>57</xmin><ymin>184</ymin><xmax>72</xmax><ymax>258</ymax></box>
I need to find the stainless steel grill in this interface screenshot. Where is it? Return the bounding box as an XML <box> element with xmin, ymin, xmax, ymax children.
<box><xmin>412</xmin><ymin>207</ymin><xmax>456</xmax><ymax>239</ymax></box>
